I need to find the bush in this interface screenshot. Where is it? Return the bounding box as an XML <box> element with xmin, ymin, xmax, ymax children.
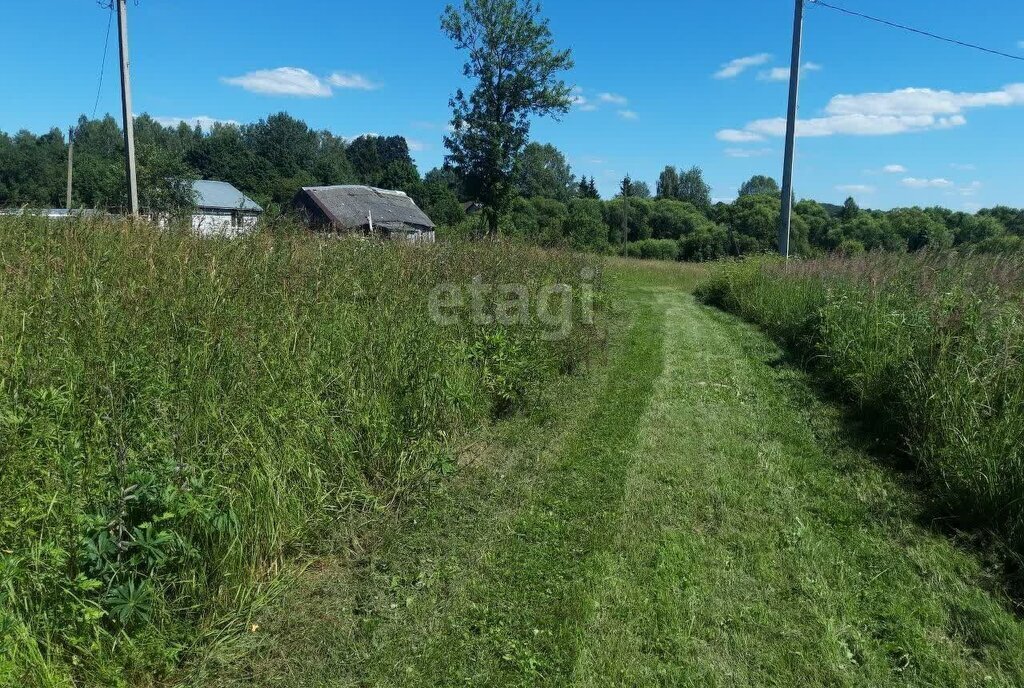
<box><xmin>625</xmin><ymin>239</ymin><xmax>680</xmax><ymax>261</ymax></box>
<box><xmin>603</xmin><ymin>198</ymin><xmax>652</xmax><ymax>244</ymax></box>
<box><xmin>647</xmin><ymin>198</ymin><xmax>713</xmax><ymax>240</ymax></box>
<box><xmin>563</xmin><ymin>198</ymin><xmax>608</xmax><ymax>252</ymax></box>
<box><xmin>529</xmin><ymin>197</ymin><xmax>570</xmax><ymax>246</ymax></box>
<box><xmin>679</xmin><ymin>225</ymin><xmax>729</xmax><ymax>262</ymax></box>
<box><xmin>0</xmin><ymin>217</ymin><xmax>604</xmax><ymax>685</ymax></box>
<box><xmin>697</xmin><ymin>253</ymin><xmax>1024</xmax><ymax>562</ymax></box>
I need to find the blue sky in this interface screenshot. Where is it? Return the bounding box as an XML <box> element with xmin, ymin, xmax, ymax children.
<box><xmin>2</xmin><ymin>0</ymin><xmax>1023</xmax><ymax>209</ymax></box>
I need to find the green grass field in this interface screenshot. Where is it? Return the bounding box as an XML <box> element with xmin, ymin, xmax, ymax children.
<box><xmin>209</xmin><ymin>257</ymin><xmax>1024</xmax><ymax>687</ymax></box>
<box><xmin>4</xmin><ymin>227</ymin><xmax>1024</xmax><ymax>686</ymax></box>
<box><xmin>0</xmin><ymin>218</ymin><xmax>603</xmax><ymax>686</ymax></box>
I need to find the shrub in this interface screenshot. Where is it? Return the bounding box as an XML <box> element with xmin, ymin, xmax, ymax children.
<box><xmin>563</xmin><ymin>198</ymin><xmax>608</xmax><ymax>252</ymax></box>
<box><xmin>625</xmin><ymin>239</ymin><xmax>680</xmax><ymax>261</ymax></box>
<box><xmin>679</xmin><ymin>225</ymin><xmax>729</xmax><ymax>262</ymax></box>
<box><xmin>603</xmin><ymin>198</ymin><xmax>652</xmax><ymax>244</ymax></box>
<box><xmin>647</xmin><ymin>198</ymin><xmax>713</xmax><ymax>240</ymax></box>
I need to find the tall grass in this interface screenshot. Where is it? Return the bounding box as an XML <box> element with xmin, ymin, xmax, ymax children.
<box><xmin>698</xmin><ymin>253</ymin><xmax>1024</xmax><ymax>566</ymax></box>
<box><xmin>0</xmin><ymin>217</ymin><xmax>603</xmax><ymax>686</ymax></box>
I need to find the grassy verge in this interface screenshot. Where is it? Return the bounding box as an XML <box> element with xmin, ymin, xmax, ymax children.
<box><xmin>211</xmin><ymin>265</ymin><xmax>667</xmax><ymax>686</ymax></box>
<box><xmin>697</xmin><ymin>254</ymin><xmax>1024</xmax><ymax>567</ymax></box>
<box><xmin>0</xmin><ymin>217</ymin><xmax>603</xmax><ymax>686</ymax></box>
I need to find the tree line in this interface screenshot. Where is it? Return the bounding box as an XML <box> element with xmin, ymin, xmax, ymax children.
<box><xmin>0</xmin><ymin>112</ymin><xmax>468</xmax><ymax>227</ymax></box>
<box><xmin>3</xmin><ymin>113</ymin><xmax>1023</xmax><ymax>258</ymax></box>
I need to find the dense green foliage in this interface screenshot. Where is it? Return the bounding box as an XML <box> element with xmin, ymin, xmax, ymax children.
<box><xmin>698</xmin><ymin>253</ymin><xmax>1024</xmax><ymax>562</ymax></box>
<box><xmin>0</xmin><ymin>113</ymin><xmax>463</xmax><ymax>225</ymax></box>
<box><xmin>0</xmin><ymin>216</ymin><xmax>603</xmax><ymax>686</ymax></box>
<box><xmin>480</xmin><ymin>175</ymin><xmax>1024</xmax><ymax>260</ymax></box>
<box><xmin>5</xmin><ymin>110</ymin><xmax>1023</xmax><ymax>261</ymax></box>
<box><xmin>5</xmin><ymin>113</ymin><xmax>1024</xmax><ymax>261</ymax></box>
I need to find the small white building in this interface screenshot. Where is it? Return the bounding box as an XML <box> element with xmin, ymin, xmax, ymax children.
<box><xmin>190</xmin><ymin>180</ymin><xmax>263</xmax><ymax>236</ymax></box>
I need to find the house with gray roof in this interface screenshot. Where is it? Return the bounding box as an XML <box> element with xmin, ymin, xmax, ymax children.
<box><xmin>189</xmin><ymin>180</ymin><xmax>263</xmax><ymax>236</ymax></box>
<box><xmin>294</xmin><ymin>185</ymin><xmax>435</xmax><ymax>241</ymax></box>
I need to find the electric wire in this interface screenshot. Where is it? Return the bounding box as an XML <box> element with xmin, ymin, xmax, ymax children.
<box><xmin>91</xmin><ymin>4</ymin><xmax>116</xmax><ymax>118</ymax></box>
<box><xmin>808</xmin><ymin>0</ymin><xmax>1024</xmax><ymax>63</ymax></box>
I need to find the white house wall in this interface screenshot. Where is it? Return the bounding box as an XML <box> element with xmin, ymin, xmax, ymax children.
<box><xmin>191</xmin><ymin>211</ymin><xmax>259</xmax><ymax>237</ymax></box>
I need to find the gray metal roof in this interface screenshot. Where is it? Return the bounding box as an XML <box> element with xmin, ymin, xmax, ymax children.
<box><xmin>299</xmin><ymin>185</ymin><xmax>435</xmax><ymax>232</ymax></box>
<box><xmin>192</xmin><ymin>180</ymin><xmax>263</xmax><ymax>212</ymax></box>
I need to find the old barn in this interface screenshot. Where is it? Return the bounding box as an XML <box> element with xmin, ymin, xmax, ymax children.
<box><xmin>295</xmin><ymin>185</ymin><xmax>435</xmax><ymax>241</ymax></box>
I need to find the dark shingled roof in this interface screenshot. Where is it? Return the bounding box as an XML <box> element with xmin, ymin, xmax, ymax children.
<box><xmin>299</xmin><ymin>185</ymin><xmax>435</xmax><ymax>232</ymax></box>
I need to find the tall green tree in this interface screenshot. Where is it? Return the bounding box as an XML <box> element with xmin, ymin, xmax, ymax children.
<box><xmin>738</xmin><ymin>174</ymin><xmax>780</xmax><ymax>198</ymax></box>
<box><xmin>630</xmin><ymin>180</ymin><xmax>652</xmax><ymax>199</ymax></box>
<box><xmin>677</xmin><ymin>166</ymin><xmax>711</xmax><ymax>210</ymax></box>
<box><xmin>514</xmin><ymin>142</ymin><xmax>575</xmax><ymax>200</ymax></box>
<box><xmin>656</xmin><ymin>166</ymin><xmax>680</xmax><ymax>199</ymax></box>
<box><xmin>577</xmin><ymin>176</ymin><xmax>599</xmax><ymax>199</ymax></box>
<box><xmin>618</xmin><ymin>174</ymin><xmax>635</xmax><ymax>198</ymax></box>
<box><xmin>839</xmin><ymin>196</ymin><xmax>860</xmax><ymax>222</ymax></box>
<box><xmin>441</xmin><ymin>0</ymin><xmax>574</xmax><ymax>236</ymax></box>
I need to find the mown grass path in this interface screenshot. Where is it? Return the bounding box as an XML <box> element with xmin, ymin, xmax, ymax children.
<box><xmin>217</xmin><ymin>266</ymin><xmax>1024</xmax><ymax>687</ymax></box>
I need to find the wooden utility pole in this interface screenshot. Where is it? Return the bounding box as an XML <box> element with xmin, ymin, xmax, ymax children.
<box><xmin>621</xmin><ymin>175</ymin><xmax>630</xmax><ymax>256</ymax></box>
<box><xmin>66</xmin><ymin>127</ymin><xmax>75</xmax><ymax>210</ymax></box>
<box><xmin>116</xmin><ymin>0</ymin><xmax>140</xmax><ymax>216</ymax></box>
<box><xmin>778</xmin><ymin>0</ymin><xmax>804</xmax><ymax>258</ymax></box>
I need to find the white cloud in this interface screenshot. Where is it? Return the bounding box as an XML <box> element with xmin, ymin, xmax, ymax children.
<box><xmin>223</xmin><ymin>67</ymin><xmax>333</xmax><ymax>97</ymax></box>
<box><xmin>758</xmin><ymin>62</ymin><xmax>823</xmax><ymax>82</ymax></box>
<box><xmin>950</xmin><ymin>163</ymin><xmax>976</xmax><ymax>171</ymax></box>
<box><xmin>716</xmin><ymin>129</ymin><xmax>765</xmax><ymax>143</ymax></box>
<box><xmin>570</xmin><ymin>87</ymin><xmax>598</xmax><ymax>112</ymax></box>
<box><xmin>406</xmin><ymin>138</ymin><xmax>428</xmax><ymax>152</ymax></box>
<box><xmin>902</xmin><ymin>177</ymin><xmax>955</xmax><ymax>189</ymax></box>
<box><xmin>618</xmin><ymin>109</ymin><xmax>639</xmax><ymax>120</ymax></box>
<box><xmin>153</xmin><ymin>115</ymin><xmax>238</xmax><ymax>131</ymax></box>
<box><xmin>882</xmin><ymin>164</ymin><xmax>907</xmax><ymax>173</ymax></box>
<box><xmin>572</xmin><ymin>87</ymin><xmax>631</xmax><ymax>112</ymax></box>
<box><xmin>836</xmin><ymin>184</ymin><xmax>876</xmax><ymax>194</ymax></box>
<box><xmin>718</xmin><ymin>83</ymin><xmax>1024</xmax><ymax>140</ymax></box>
<box><xmin>598</xmin><ymin>92</ymin><xmax>628</xmax><ymax>105</ymax></box>
<box><xmin>760</xmin><ymin>67</ymin><xmax>791</xmax><ymax>82</ymax></box>
<box><xmin>826</xmin><ymin>86</ymin><xmax>1024</xmax><ymax>117</ymax></box>
<box><xmin>222</xmin><ymin>68</ymin><xmax>379</xmax><ymax>97</ymax></box>
<box><xmin>328</xmin><ymin>72</ymin><xmax>380</xmax><ymax>90</ymax></box>
<box><xmin>725</xmin><ymin>147</ymin><xmax>773</xmax><ymax>158</ymax></box>
<box><xmin>740</xmin><ymin>113</ymin><xmax>967</xmax><ymax>138</ymax></box>
<box><xmin>575</xmin><ymin>99</ymin><xmax>598</xmax><ymax>111</ymax></box>
<box><xmin>584</xmin><ymin>157</ymin><xmax>606</xmax><ymax>165</ymax></box>
<box><xmin>714</xmin><ymin>53</ymin><xmax>772</xmax><ymax>79</ymax></box>
<box><xmin>958</xmin><ymin>181</ymin><xmax>983</xmax><ymax>196</ymax></box>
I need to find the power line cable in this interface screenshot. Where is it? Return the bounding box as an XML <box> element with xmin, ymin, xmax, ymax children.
<box><xmin>808</xmin><ymin>0</ymin><xmax>1024</xmax><ymax>62</ymax></box>
<box><xmin>91</xmin><ymin>4</ymin><xmax>116</xmax><ymax>118</ymax></box>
